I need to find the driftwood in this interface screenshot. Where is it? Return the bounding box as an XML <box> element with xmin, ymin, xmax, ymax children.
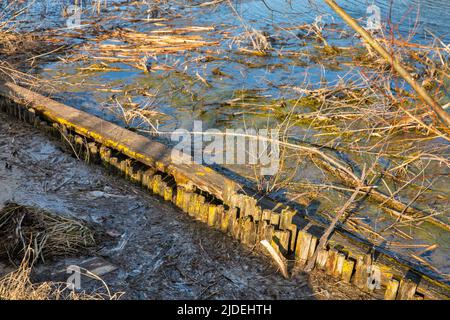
<box><xmin>260</xmin><ymin>240</ymin><xmax>289</xmax><ymax>278</ymax></box>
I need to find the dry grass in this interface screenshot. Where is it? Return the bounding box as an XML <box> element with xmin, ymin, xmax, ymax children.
<box><xmin>0</xmin><ymin>247</ymin><xmax>122</xmax><ymax>300</ymax></box>
<box><xmin>0</xmin><ymin>203</ymin><xmax>120</xmax><ymax>300</ymax></box>
<box><xmin>0</xmin><ymin>251</ymin><xmax>58</xmax><ymax>300</ymax></box>
<box><xmin>0</xmin><ymin>202</ymin><xmax>98</xmax><ymax>264</ymax></box>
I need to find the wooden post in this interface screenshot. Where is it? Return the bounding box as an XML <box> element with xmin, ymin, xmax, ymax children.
<box><xmin>164</xmin><ymin>185</ymin><xmax>173</xmax><ymax>202</ymax></box>
<box><xmin>270</xmin><ymin>212</ymin><xmax>280</xmax><ymax>227</ymax></box>
<box><xmin>288</xmin><ymin>224</ymin><xmax>298</xmax><ymax>253</ymax></box>
<box><xmin>342</xmin><ymin>258</ymin><xmax>355</xmax><ymax>283</ymax></box>
<box><xmin>325</xmin><ymin>249</ymin><xmax>338</xmax><ymax>276</ymax></box>
<box><xmin>229</xmin><ymin>193</ymin><xmax>240</xmax><ymax>208</ymax></box>
<box><xmin>384</xmin><ymin>278</ymin><xmax>400</xmax><ymax>300</ymax></box>
<box><xmin>142</xmin><ymin>169</ymin><xmax>155</xmax><ymax>190</ymax></box>
<box><xmin>258</xmin><ymin>220</ymin><xmax>267</xmax><ymax>242</ymax></box>
<box><xmin>74</xmin><ymin>135</ymin><xmax>84</xmax><ymax>157</ymax></box>
<box><xmin>188</xmin><ymin>193</ymin><xmax>198</xmax><ymax>217</ymax></box>
<box><xmin>295</xmin><ymin>230</ymin><xmax>313</xmax><ymax>267</ymax></box>
<box><xmin>182</xmin><ymin>191</ymin><xmax>192</xmax><ymax>213</ymax></box>
<box><xmin>279</xmin><ymin>209</ymin><xmax>295</xmax><ymax>230</ymax></box>
<box><xmin>397</xmin><ymin>278</ymin><xmax>418</xmax><ymax>300</ymax></box>
<box><xmin>353</xmin><ymin>254</ymin><xmax>371</xmax><ymax>290</ymax></box>
<box><xmin>126</xmin><ymin>161</ymin><xmax>135</xmax><ymax>180</ymax></box>
<box><xmin>215</xmin><ymin>205</ymin><xmax>225</xmax><ymax>229</ymax></box>
<box><xmin>244</xmin><ymin>197</ymin><xmax>257</xmax><ymax>219</ymax></box>
<box><xmin>308</xmin><ymin>235</ymin><xmax>318</xmax><ymax>259</ymax></box>
<box><xmin>232</xmin><ymin>217</ymin><xmax>242</xmax><ymax>240</ymax></box>
<box><xmin>99</xmin><ymin>146</ymin><xmax>111</xmax><ymax>166</ymax></box>
<box><xmin>50</xmin><ymin>122</ymin><xmax>61</xmax><ymax>138</ymax></box>
<box><xmin>27</xmin><ymin>108</ymin><xmax>36</xmax><ymax>124</ymax></box>
<box><xmin>220</xmin><ymin>208</ymin><xmax>230</xmax><ymax>233</ymax></box>
<box><xmin>157</xmin><ymin>180</ymin><xmax>166</xmax><ymax>197</ymax></box>
<box><xmin>242</xmin><ymin>218</ymin><xmax>256</xmax><ymax>246</ymax></box>
<box><xmin>119</xmin><ymin>159</ymin><xmax>127</xmax><ymax>177</ymax></box>
<box><xmin>227</xmin><ymin>207</ymin><xmax>238</xmax><ymax>234</ymax></box>
<box><xmin>237</xmin><ymin>195</ymin><xmax>247</xmax><ymax>216</ymax></box>
<box><xmin>333</xmin><ymin>252</ymin><xmax>346</xmax><ymax>278</ymax></box>
<box><xmin>195</xmin><ymin>195</ymin><xmax>206</xmax><ymax>220</ymax></box>
<box><xmin>132</xmin><ymin>170</ymin><xmax>143</xmax><ymax>185</ymax></box>
<box><xmin>261</xmin><ymin>222</ymin><xmax>274</xmax><ymax>243</ymax></box>
<box><xmin>253</xmin><ymin>206</ymin><xmax>262</xmax><ymax>222</ymax></box>
<box><xmin>88</xmin><ymin>142</ymin><xmax>99</xmax><ymax>163</ymax></box>
<box><xmin>175</xmin><ymin>187</ymin><xmax>184</xmax><ymax>209</ymax></box>
<box><xmin>207</xmin><ymin>205</ymin><xmax>217</xmax><ymax>227</ymax></box>
<box><xmin>109</xmin><ymin>157</ymin><xmax>119</xmax><ymax>173</ymax></box>
<box><xmin>262</xmin><ymin>209</ymin><xmax>272</xmax><ymax>222</ymax></box>
<box><xmin>273</xmin><ymin>230</ymin><xmax>290</xmax><ymax>256</ymax></box>
<box><xmin>152</xmin><ymin>175</ymin><xmax>162</xmax><ymax>195</ymax></box>
<box><xmin>315</xmin><ymin>248</ymin><xmax>329</xmax><ymax>270</ymax></box>
<box><xmin>200</xmin><ymin>202</ymin><xmax>209</xmax><ymax>223</ymax></box>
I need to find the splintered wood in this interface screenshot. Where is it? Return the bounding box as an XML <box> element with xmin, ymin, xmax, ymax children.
<box><xmin>88</xmin><ymin>26</ymin><xmax>218</xmax><ymax>64</ymax></box>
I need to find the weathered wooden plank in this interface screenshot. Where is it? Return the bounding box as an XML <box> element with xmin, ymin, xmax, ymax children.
<box><xmin>0</xmin><ymin>81</ymin><xmax>241</xmax><ymax>203</ymax></box>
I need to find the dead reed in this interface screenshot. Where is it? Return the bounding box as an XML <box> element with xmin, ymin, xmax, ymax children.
<box><xmin>0</xmin><ymin>202</ymin><xmax>98</xmax><ymax>264</ymax></box>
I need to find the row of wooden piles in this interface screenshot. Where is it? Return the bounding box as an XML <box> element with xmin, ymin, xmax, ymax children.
<box><xmin>0</xmin><ymin>99</ymin><xmax>433</xmax><ymax>300</ymax></box>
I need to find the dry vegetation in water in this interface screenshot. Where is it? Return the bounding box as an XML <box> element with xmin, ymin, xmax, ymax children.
<box><xmin>77</xmin><ymin>0</ymin><xmax>450</xmax><ymax>255</ymax></box>
<box><xmin>90</xmin><ymin>26</ymin><xmax>218</xmax><ymax>69</ymax></box>
<box><xmin>0</xmin><ymin>1</ymin><xmax>66</xmax><ymax>88</ymax></box>
<box><xmin>246</xmin><ymin>23</ymin><xmax>449</xmax><ymax>272</ymax></box>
